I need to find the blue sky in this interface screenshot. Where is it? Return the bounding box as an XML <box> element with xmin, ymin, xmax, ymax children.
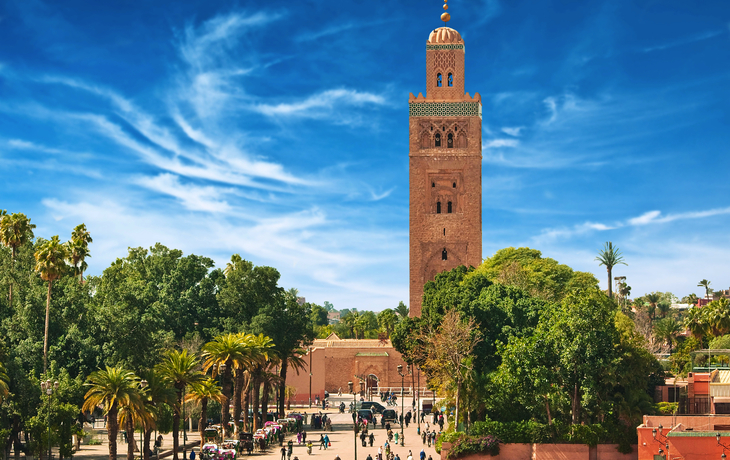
<box><xmin>1</xmin><ymin>0</ymin><xmax>728</xmax><ymax>310</ymax></box>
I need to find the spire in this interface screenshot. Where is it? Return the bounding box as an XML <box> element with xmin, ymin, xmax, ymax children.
<box><xmin>441</xmin><ymin>0</ymin><xmax>450</xmax><ymax>24</ymax></box>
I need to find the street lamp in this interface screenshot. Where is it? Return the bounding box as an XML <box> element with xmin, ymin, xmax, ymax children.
<box><xmin>219</xmin><ymin>363</ymin><xmax>226</xmax><ymax>439</ymax></box>
<box><xmin>139</xmin><ymin>379</ymin><xmax>148</xmax><ymax>460</ymax></box>
<box><xmin>397</xmin><ymin>364</ymin><xmax>411</xmax><ymax>446</ymax></box>
<box><xmin>41</xmin><ymin>379</ymin><xmax>59</xmax><ymax>460</ymax></box>
<box><xmin>652</xmin><ymin>425</ymin><xmax>669</xmax><ymax>459</ymax></box>
<box><xmin>349</xmin><ymin>382</ymin><xmax>359</xmax><ymax>460</ymax></box>
<box><xmin>717</xmin><ymin>432</ymin><xmax>730</xmax><ymax>459</ymax></box>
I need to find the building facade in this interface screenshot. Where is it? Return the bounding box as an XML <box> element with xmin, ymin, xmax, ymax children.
<box><xmin>408</xmin><ymin>26</ymin><xmax>483</xmax><ymax>317</ymax></box>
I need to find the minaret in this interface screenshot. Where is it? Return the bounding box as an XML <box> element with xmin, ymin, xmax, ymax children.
<box><xmin>408</xmin><ymin>2</ymin><xmax>482</xmax><ymax>317</ymax></box>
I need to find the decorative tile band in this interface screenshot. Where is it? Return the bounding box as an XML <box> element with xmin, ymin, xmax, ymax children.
<box><xmin>426</xmin><ymin>44</ymin><xmax>465</xmax><ymax>51</ymax></box>
<box><xmin>409</xmin><ymin>102</ymin><xmax>482</xmax><ymax>118</ymax></box>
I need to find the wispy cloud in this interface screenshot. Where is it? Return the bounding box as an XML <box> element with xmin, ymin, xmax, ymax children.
<box><xmin>484</xmin><ymin>139</ymin><xmax>519</xmax><ymax>148</ymax></box>
<box><xmin>641</xmin><ymin>30</ymin><xmax>725</xmax><ymax>53</ymax></box>
<box><xmin>296</xmin><ymin>19</ymin><xmax>396</xmax><ymax>42</ymax></box>
<box><xmin>535</xmin><ymin>206</ymin><xmax>730</xmax><ymax>243</ymax></box>
<box><xmin>134</xmin><ymin>173</ymin><xmax>234</xmax><ymax>213</ymax></box>
<box><xmin>254</xmin><ymin>88</ymin><xmax>387</xmax><ymax>121</ymax></box>
<box><xmin>501</xmin><ymin>127</ymin><xmax>524</xmax><ymax>137</ymax></box>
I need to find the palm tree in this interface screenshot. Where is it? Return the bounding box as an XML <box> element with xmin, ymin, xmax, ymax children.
<box><xmin>82</xmin><ymin>366</ymin><xmax>141</xmax><ymax>460</ymax></box>
<box><xmin>395</xmin><ymin>301</ymin><xmax>409</xmax><ymax>318</ymax></box>
<box><xmin>707</xmin><ymin>299</ymin><xmax>730</xmax><ymax>337</ymax></box>
<box><xmin>698</xmin><ymin>279</ymin><xmax>712</xmax><ymax>299</ymax></box>
<box><xmin>595</xmin><ymin>242</ymin><xmax>627</xmax><ymax>299</ymax></box>
<box><xmin>118</xmin><ymin>391</ymin><xmax>153</xmax><ymax>460</ymax></box>
<box><xmin>34</xmin><ymin>235</ymin><xmax>69</xmax><ymax>373</ymax></box>
<box><xmin>68</xmin><ymin>223</ymin><xmax>93</xmax><ymax>282</ymax></box>
<box><xmin>156</xmin><ymin>349</ymin><xmax>204</xmax><ymax>460</ymax></box>
<box><xmin>645</xmin><ymin>293</ymin><xmax>662</xmax><ymax>321</ymax></box>
<box><xmin>201</xmin><ymin>334</ymin><xmax>249</xmax><ymax>436</ymax></box>
<box><xmin>654</xmin><ymin>318</ymin><xmax>681</xmax><ymax>353</ymax></box>
<box><xmin>0</xmin><ymin>212</ymin><xmax>36</xmax><ymax>310</ymax></box>
<box><xmin>0</xmin><ymin>361</ymin><xmax>9</xmax><ymax>405</ymax></box>
<box><xmin>186</xmin><ymin>379</ymin><xmax>224</xmax><ymax>448</ymax></box>
<box><xmin>684</xmin><ymin>307</ymin><xmax>708</xmax><ymax>340</ymax></box>
<box><xmin>139</xmin><ymin>370</ymin><xmax>176</xmax><ymax>460</ymax></box>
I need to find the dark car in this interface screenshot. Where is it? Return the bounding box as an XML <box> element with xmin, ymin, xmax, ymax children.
<box><xmin>357</xmin><ymin>409</ymin><xmax>374</xmax><ymax>422</ymax></box>
<box><xmin>360</xmin><ymin>402</ymin><xmax>386</xmax><ymax>414</ymax></box>
<box><xmin>381</xmin><ymin>409</ymin><xmax>398</xmax><ymax>424</ymax></box>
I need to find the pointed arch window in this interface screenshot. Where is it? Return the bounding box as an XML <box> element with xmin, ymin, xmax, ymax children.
<box><xmin>442</xmin><ymin>248</ymin><xmax>448</xmax><ymax>260</ymax></box>
<box><xmin>435</xmin><ymin>133</ymin><xmax>441</xmax><ymax>147</ymax></box>
<box><xmin>447</xmin><ymin>133</ymin><xmax>453</xmax><ymax>148</ymax></box>
<box><xmin>436</xmin><ymin>201</ymin><xmax>442</xmax><ymax>214</ymax></box>
<box><xmin>448</xmin><ymin>73</ymin><xmax>453</xmax><ymax>87</ymax></box>
<box><xmin>447</xmin><ymin>201</ymin><xmax>452</xmax><ymax>213</ymax></box>
<box><xmin>437</xmin><ymin>73</ymin><xmax>442</xmax><ymax>87</ymax></box>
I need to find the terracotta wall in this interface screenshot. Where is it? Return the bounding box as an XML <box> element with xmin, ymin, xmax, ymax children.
<box><xmin>637</xmin><ymin>426</ymin><xmax>724</xmax><ymax>460</ymax></box>
<box><xmin>440</xmin><ymin>442</ymin><xmax>638</xmax><ymax>460</ymax></box>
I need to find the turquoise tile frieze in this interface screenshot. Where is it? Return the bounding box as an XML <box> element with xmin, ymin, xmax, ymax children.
<box><xmin>409</xmin><ymin>102</ymin><xmax>482</xmax><ymax>118</ymax></box>
<box><xmin>426</xmin><ymin>44</ymin><xmax>465</xmax><ymax>51</ymax></box>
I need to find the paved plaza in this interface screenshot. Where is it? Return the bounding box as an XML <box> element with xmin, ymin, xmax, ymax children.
<box><xmin>71</xmin><ymin>395</ymin><xmax>446</xmax><ymax>460</ymax></box>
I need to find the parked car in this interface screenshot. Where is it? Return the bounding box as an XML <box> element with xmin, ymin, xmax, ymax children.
<box><xmin>360</xmin><ymin>402</ymin><xmax>386</xmax><ymax>414</ymax></box>
<box><xmin>357</xmin><ymin>408</ymin><xmax>374</xmax><ymax>422</ymax></box>
<box><xmin>381</xmin><ymin>409</ymin><xmax>398</xmax><ymax>424</ymax></box>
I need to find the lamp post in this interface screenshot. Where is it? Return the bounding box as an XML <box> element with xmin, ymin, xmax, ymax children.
<box><xmin>41</xmin><ymin>379</ymin><xmax>59</xmax><ymax>460</ymax></box>
<box><xmin>652</xmin><ymin>424</ymin><xmax>670</xmax><ymax>460</ymax></box>
<box><xmin>139</xmin><ymin>379</ymin><xmax>148</xmax><ymax>460</ymax></box>
<box><xmin>309</xmin><ymin>347</ymin><xmax>312</xmax><ymax>408</ymax></box>
<box><xmin>349</xmin><ymin>382</ymin><xmax>359</xmax><ymax>460</ymax></box>
<box><xmin>219</xmin><ymin>363</ymin><xmax>226</xmax><ymax>440</ymax></box>
<box><xmin>183</xmin><ymin>384</ymin><xmax>188</xmax><ymax>460</ymax></box>
<box><xmin>397</xmin><ymin>364</ymin><xmax>411</xmax><ymax>446</ymax></box>
<box><xmin>717</xmin><ymin>432</ymin><xmax>730</xmax><ymax>459</ymax></box>
<box><xmin>416</xmin><ymin>367</ymin><xmax>421</xmax><ymax>434</ymax></box>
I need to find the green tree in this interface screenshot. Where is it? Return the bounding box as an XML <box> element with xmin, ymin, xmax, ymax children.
<box><xmin>0</xmin><ymin>361</ymin><xmax>8</xmax><ymax>404</ymax></box>
<box><xmin>82</xmin><ymin>366</ymin><xmax>141</xmax><ymax>460</ymax></box>
<box><xmin>201</xmin><ymin>333</ymin><xmax>249</xmax><ymax>435</ymax></box>
<box><xmin>310</xmin><ymin>304</ymin><xmax>329</xmax><ymax>327</ymax></box>
<box><xmin>34</xmin><ymin>235</ymin><xmax>69</xmax><ymax>373</ymax></box>
<box><xmin>698</xmin><ymin>279</ymin><xmax>712</xmax><ymax>299</ymax></box>
<box><xmin>139</xmin><ymin>370</ymin><xmax>176</xmax><ymax>460</ymax></box>
<box><xmin>67</xmin><ymin>223</ymin><xmax>93</xmax><ymax>282</ymax></box>
<box><xmin>684</xmin><ymin>307</ymin><xmax>708</xmax><ymax>340</ymax></box>
<box><xmin>377</xmin><ymin>309</ymin><xmax>399</xmax><ymax>338</ymax></box>
<box><xmin>595</xmin><ymin>242</ymin><xmax>627</xmax><ymax>299</ymax></box>
<box><xmin>654</xmin><ymin>318</ymin><xmax>681</xmax><ymax>352</ymax></box>
<box><xmin>0</xmin><ymin>212</ymin><xmax>36</xmax><ymax>311</ymax></box>
<box><xmin>645</xmin><ymin>292</ymin><xmax>662</xmax><ymax>321</ymax></box>
<box><xmin>186</xmin><ymin>378</ymin><xmax>224</xmax><ymax>448</ymax></box>
<box><xmin>156</xmin><ymin>349</ymin><xmax>204</xmax><ymax>460</ymax></box>
<box><xmin>395</xmin><ymin>301</ymin><xmax>409</xmax><ymax>318</ymax></box>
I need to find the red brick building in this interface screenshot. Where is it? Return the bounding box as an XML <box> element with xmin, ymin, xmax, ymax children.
<box><xmin>408</xmin><ymin>26</ymin><xmax>483</xmax><ymax>317</ymax></box>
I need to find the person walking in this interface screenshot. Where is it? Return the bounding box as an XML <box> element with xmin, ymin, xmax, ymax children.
<box><xmin>190</xmin><ymin>450</ymin><xmax>196</xmax><ymax>460</ymax></box>
<box><xmin>407</xmin><ymin>450</ymin><xmax>413</xmax><ymax>460</ymax></box>
<box><xmin>378</xmin><ymin>446</ymin><xmax>383</xmax><ymax>460</ymax></box>
<box><xmin>281</xmin><ymin>446</ymin><xmax>287</xmax><ymax>460</ymax></box>
<box><xmin>323</xmin><ymin>434</ymin><xmax>330</xmax><ymax>450</ymax></box>
<box><xmin>287</xmin><ymin>444</ymin><xmax>293</xmax><ymax>460</ymax></box>
<box><xmin>420</xmin><ymin>449</ymin><xmax>426</xmax><ymax>460</ymax></box>
<box><xmin>319</xmin><ymin>434</ymin><xmax>326</xmax><ymax>450</ymax></box>
<box><xmin>369</xmin><ymin>432</ymin><xmax>375</xmax><ymax>447</ymax></box>
<box><xmin>367</xmin><ymin>454</ymin><xmax>373</xmax><ymax>460</ymax></box>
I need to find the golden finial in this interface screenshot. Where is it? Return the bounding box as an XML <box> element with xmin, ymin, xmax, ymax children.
<box><xmin>441</xmin><ymin>0</ymin><xmax>450</xmax><ymax>23</ymax></box>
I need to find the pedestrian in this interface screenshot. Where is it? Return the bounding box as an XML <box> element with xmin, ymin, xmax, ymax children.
<box><xmin>303</xmin><ymin>431</ymin><xmax>307</xmax><ymax>443</ymax></box>
<box><xmin>407</xmin><ymin>451</ymin><xmax>413</xmax><ymax>460</ymax></box>
<box><xmin>367</xmin><ymin>454</ymin><xmax>373</xmax><ymax>460</ymax></box>
<box><xmin>190</xmin><ymin>450</ymin><xmax>196</xmax><ymax>460</ymax></box>
<box><xmin>420</xmin><ymin>412</ymin><xmax>425</xmax><ymax>423</ymax></box>
<box><xmin>297</xmin><ymin>432</ymin><xmax>302</xmax><ymax>444</ymax></box>
<box><xmin>319</xmin><ymin>434</ymin><xmax>325</xmax><ymax>450</ymax></box>
<box><xmin>420</xmin><ymin>449</ymin><xmax>426</xmax><ymax>460</ymax></box>
<box><xmin>288</xmin><ymin>445</ymin><xmax>293</xmax><ymax>460</ymax></box>
<box><xmin>323</xmin><ymin>434</ymin><xmax>330</xmax><ymax>450</ymax></box>
<box><xmin>281</xmin><ymin>447</ymin><xmax>287</xmax><ymax>460</ymax></box>
<box><xmin>394</xmin><ymin>431</ymin><xmax>399</xmax><ymax>445</ymax></box>
<box><xmin>428</xmin><ymin>456</ymin><xmax>433</xmax><ymax>460</ymax></box>
<box><xmin>378</xmin><ymin>446</ymin><xmax>383</xmax><ymax>460</ymax></box>
<box><xmin>369</xmin><ymin>433</ymin><xmax>375</xmax><ymax>447</ymax></box>
<box><xmin>421</xmin><ymin>432</ymin><xmax>426</xmax><ymax>445</ymax></box>
<box><xmin>394</xmin><ymin>455</ymin><xmax>401</xmax><ymax>460</ymax></box>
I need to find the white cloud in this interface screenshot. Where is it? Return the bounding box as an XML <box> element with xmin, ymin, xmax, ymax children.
<box><xmin>501</xmin><ymin>127</ymin><xmax>524</xmax><ymax>136</ymax></box>
<box><xmin>484</xmin><ymin>139</ymin><xmax>519</xmax><ymax>148</ymax></box>
<box><xmin>627</xmin><ymin>210</ymin><xmax>661</xmax><ymax>226</ymax></box>
<box><xmin>134</xmin><ymin>173</ymin><xmax>233</xmax><ymax>213</ymax></box>
<box><xmin>254</xmin><ymin>89</ymin><xmax>387</xmax><ymax>119</ymax></box>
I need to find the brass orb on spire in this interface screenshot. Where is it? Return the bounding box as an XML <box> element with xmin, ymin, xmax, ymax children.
<box><xmin>441</xmin><ymin>12</ymin><xmax>450</xmax><ymax>22</ymax></box>
<box><xmin>443</xmin><ymin>4</ymin><xmax>448</xmax><ymax>10</ymax></box>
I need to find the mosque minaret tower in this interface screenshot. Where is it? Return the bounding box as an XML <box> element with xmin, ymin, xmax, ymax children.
<box><xmin>408</xmin><ymin>3</ymin><xmax>483</xmax><ymax>317</ymax></box>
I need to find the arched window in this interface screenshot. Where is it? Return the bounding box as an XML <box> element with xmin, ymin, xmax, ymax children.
<box><xmin>431</xmin><ymin>182</ymin><xmax>435</xmax><ymax>188</ymax></box>
<box><xmin>447</xmin><ymin>133</ymin><xmax>453</xmax><ymax>148</ymax></box>
<box><xmin>437</xmin><ymin>73</ymin><xmax>442</xmax><ymax>87</ymax></box>
<box><xmin>448</xmin><ymin>73</ymin><xmax>453</xmax><ymax>87</ymax></box>
<box><xmin>447</xmin><ymin>201</ymin><xmax>452</xmax><ymax>213</ymax></box>
<box><xmin>436</xmin><ymin>201</ymin><xmax>442</xmax><ymax>214</ymax></box>
<box><xmin>452</xmin><ymin>182</ymin><xmax>456</xmax><ymax>188</ymax></box>
<box><xmin>442</xmin><ymin>248</ymin><xmax>448</xmax><ymax>260</ymax></box>
<box><xmin>435</xmin><ymin>133</ymin><xmax>441</xmax><ymax>147</ymax></box>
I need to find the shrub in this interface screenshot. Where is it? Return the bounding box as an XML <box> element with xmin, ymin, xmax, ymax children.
<box><xmin>444</xmin><ymin>434</ymin><xmax>501</xmax><ymax>459</ymax></box>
